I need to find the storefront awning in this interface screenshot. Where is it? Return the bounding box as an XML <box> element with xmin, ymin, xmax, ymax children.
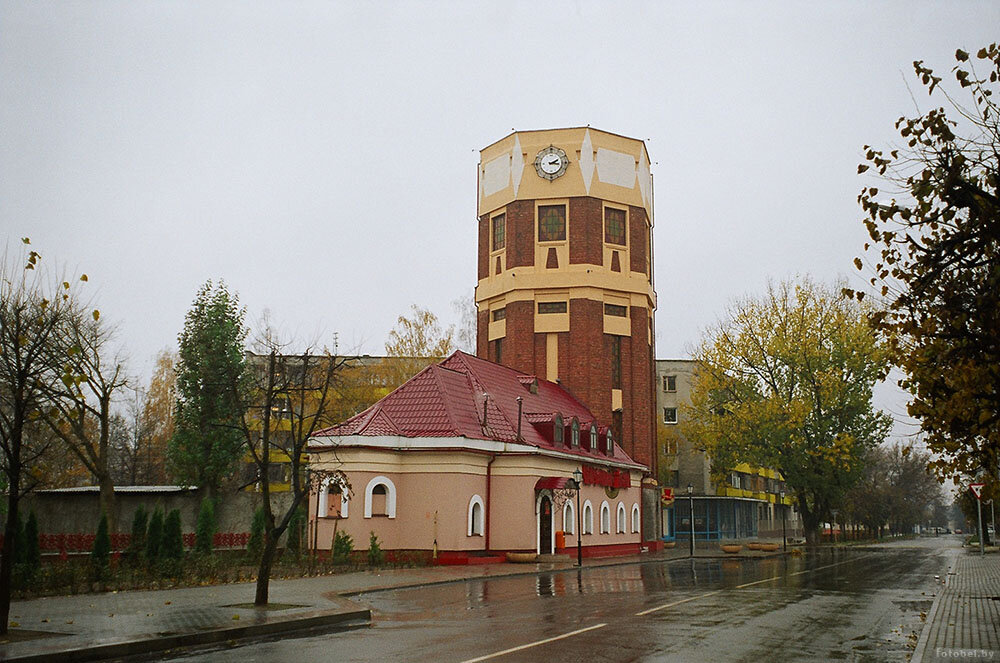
<box><xmin>534</xmin><ymin>476</ymin><xmax>574</xmax><ymax>491</ymax></box>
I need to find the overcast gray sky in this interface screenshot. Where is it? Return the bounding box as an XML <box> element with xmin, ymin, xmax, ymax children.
<box><xmin>2</xmin><ymin>1</ymin><xmax>998</xmax><ymax>440</ymax></box>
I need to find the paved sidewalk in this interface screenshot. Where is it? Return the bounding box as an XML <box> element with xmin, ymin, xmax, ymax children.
<box><xmin>913</xmin><ymin>548</ymin><xmax>1000</xmax><ymax>662</ymax></box>
<box><xmin>1</xmin><ymin>545</ymin><xmax>719</xmax><ymax>662</ymax></box>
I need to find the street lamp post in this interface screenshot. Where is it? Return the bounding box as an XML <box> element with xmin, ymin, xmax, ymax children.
<box><xmin>573</xmin><ymin>468</ymin><xmax>583</xmax><ymax>567</ymax></box>
<box><xmin>687</xmin><ymin>484</ymin><xmax>695</xmax><ymax>557</ymax></box>
<box><xmin>780</xmin><ymin>490</ymin><xmax>787</xmax><ymax>552</ymax></box>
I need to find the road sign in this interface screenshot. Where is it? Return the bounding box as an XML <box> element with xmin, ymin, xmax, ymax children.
<box><xmin>970</xmin><ymin>483</ymin><xmax>985</xmax><ymax>500</ymax></box>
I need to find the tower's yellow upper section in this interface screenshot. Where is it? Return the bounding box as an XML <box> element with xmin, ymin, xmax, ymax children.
<box><xmin>479</xmin><ymin>127</ymin><xmax>652</xmax><ymax>220</ymax></box>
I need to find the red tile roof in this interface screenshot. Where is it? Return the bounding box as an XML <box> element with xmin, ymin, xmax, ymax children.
<box><xmin>315</xmin><ymin>351</ymin><xmax>639</xmax><ymax>466</ymax></box>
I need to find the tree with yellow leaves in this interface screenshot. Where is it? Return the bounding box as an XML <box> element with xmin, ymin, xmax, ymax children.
<box><xmin>683</xmin><ymin>278</ymin><xmax>892</xmax><ymax>545</ymax></box>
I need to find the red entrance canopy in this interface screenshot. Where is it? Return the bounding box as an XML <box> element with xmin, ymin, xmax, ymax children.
<box><xmin>534</xmin><ymin>476</ymin><xmax>574</xmax><ymax>491</ymax></box>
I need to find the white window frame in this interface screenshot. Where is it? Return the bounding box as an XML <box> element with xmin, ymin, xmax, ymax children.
<box><xmin>317</xmin><ymin>477</ymin><xmax>349</xmax><ymax>518</ymax></box>
<box><xmin>582</xmin><ymin>500</ymin><xmax>594</xmax><ymax>535</ymax></box>
<box><xmin>631</xmin><ymin>503</ymin><xmax>641</xmax><ymax>533</ymax></box>
<box><xmin>363</xmin><ymin>475</ymin><xmax>397</xmax><ymax>519</ymax></box>
<box><xmin>563</xmin><ymin>500</ymin><xmax>575</xmax><ymax>535</ymax></box>
<box><xmin>616</xmin><ymin>502</ymin><xmax>626</xmax><ymax>534</ymax></box>
<box><xmin>663</xmin><ymin>407</ymin><xmax>678</xmax><ymax>424</ymax></box>
<box><xmin>468</xmin><ymin>494</ymin><xmax>485</xmax><ymax>536</ymax></box>
<box><xmin>600</xmin><ymin>501</ymin><xmax>611</xmax><ymax>534</ymax></box>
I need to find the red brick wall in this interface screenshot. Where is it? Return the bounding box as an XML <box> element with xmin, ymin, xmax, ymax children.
<box><xmin>629</xmin><ymin>206</ymin><xmax>649</xmax><ymax>275</ymax></box>
<box><xmin>569</xmin><ymin>197</ymin><xmax>602</xmax><ymax>266</ymax></box>
<box><xmin>478</xmin><ymin>214</ymin><xmax>489</xmax><ymax>280</ymax></box>
<box><xmin>502</xmin><ymin>300</ymin><xmax>535</xmax><ymax>375</ymax></box>
<box><xmin>564</xmin><ymin>298</ymin><xmax>611</xmax><ymax>424</ymax></box>
<box><xmin>476</xmin><ymin>309</ymin><xmax>490</xmax><ymax>359</ymax></box>
<box><xmin>626</xmin><ymin>306</ymin><xmax>656</xmax><ymax>473</ymax></box>
<box><xmin>506</xmin><ymin>200</ymin><xmax>535</xmax><ymax>269</ymax></box>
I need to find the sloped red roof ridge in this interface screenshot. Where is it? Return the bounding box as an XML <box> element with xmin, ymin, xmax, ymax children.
<box><xmin>313</xmin><ymin>351</ymin><xmax>638</xmax><ymax>465</ymax></box>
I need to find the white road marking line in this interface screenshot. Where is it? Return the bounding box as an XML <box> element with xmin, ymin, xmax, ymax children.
<box><xmin>458</xmin><ymin>623</ymin><xmax>608</xmax><ymax>663</ymax></box>
<box><xmin>635</xmin><ymin>590</ymin><xmax>723</xmax><ymax>616</ymax></box>
<box><xmin>640</xmin><ymin>554</ymin><xmax>873</xmax><ymax>614</ymax></box>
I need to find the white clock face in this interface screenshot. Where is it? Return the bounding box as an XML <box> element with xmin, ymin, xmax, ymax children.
<box><xmin>534</xmin><ymin>146</ymin><xmax>569</xmax><ymax>180</ymax></box>
<box><xmin>540</xmin><ymin>153</ymin><xmax>562</xmax><ymax>174</ymax></box>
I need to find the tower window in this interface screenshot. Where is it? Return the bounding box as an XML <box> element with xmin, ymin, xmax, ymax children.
<box><xmin>604</xmin><ymin>304</ymin><xmax>628</xmax><ymax>317</ymax></box>
<box><xmin>610</xmin><ymin>336</ymin><xmax>622</xmax><ymax>389</ymax></box>
<box><xmin>494</xmin><ymin>338</ymin><xmax>503</xmax><ymax>363</ymax></box>
<box><xmin>492</xmin><ymin>308</ymin><xmax>506</xmax><ymax>321</ymax></box>
<box><xmin>538</xmin><ymin>302</ymin><xmax>567</xmax><ymax>314</ymax></box>
<box><xmin>492</xmin><ymin>214</ymin><xmax>506</xmax><ymax>251</ymax></box>
<box><xmin>537</xmin><ymin>205</ymin><xmax>566</xmax><ymax>242</ymax></box>
<box><xmin>605</xmin><ymin>207</ymin><xmax>626</xmax><ymax>246</ymax></box>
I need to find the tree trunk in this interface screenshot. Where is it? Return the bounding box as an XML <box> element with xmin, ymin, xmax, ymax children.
<box><xmin>254</xmin><ymin>532</ymin><xmax>280</xmax><ymax>606</ymax></box>
<box><xmin>0</xmin><ymin>489</ymin><xmax>19</xmax><ymax>636</ymax></box>
<box><xmin>98</xmin><ymin>473</ymin><xmax>117</xmax><ymax>534</ymax></box>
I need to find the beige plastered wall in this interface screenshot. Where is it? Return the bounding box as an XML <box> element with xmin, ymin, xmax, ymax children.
<box><xmin>308</xmin><ymin>445</ymin><xmax>644</xmax><ymax>553</ymax></box>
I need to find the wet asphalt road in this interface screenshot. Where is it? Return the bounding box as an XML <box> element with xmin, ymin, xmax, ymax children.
<box><xmin>162</xmin><ymin>537</ymin><xmax>960</xmax><ymax>663</ymax></box>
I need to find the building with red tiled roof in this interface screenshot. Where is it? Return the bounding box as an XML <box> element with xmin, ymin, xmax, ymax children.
<box><xmin>308</xmin><ymin>352</ymin><xmax>650</xmax><ymax>562</ymax></box>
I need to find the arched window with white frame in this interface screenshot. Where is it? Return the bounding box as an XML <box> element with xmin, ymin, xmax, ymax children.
<box><xmin>563</xmin><ymin>500</ymin><xmax>575</xmax><ymax>535</ymax></box>
<box><xmin>363</xmin><ymin>476</ymin><xmax>397</xmax><ymax>518</ymax></box>
<box><xmin>616</xmin><ymin>502</ymin><xmax>626</xmax><ymax>533</ymax></box>
<box><xmin>582</xmin><ymin>500</ymin><xmax>594</xmax><ymax>535</ymax></box>
<box><xmin>317</xmin><ymin>477</ymin><xmax>349</xmax><ymax>518</ymax></box>
<box><xmin>631</xmin><ymin>503</ymin><xmax>641</xmax><ymax>533</ymax></box>
<box><xmin>600</xmin><ymin>501</ymin><xmax>611</xmax><ymax>534</ymax></box>
<box><xmin>468</xmin><ymin>494</ymin><xmax>485</xmax><ymax>536</ymax></box>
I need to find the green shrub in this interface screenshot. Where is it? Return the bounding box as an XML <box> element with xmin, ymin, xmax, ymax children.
<box><xmin>247</xmin><ymin>506</ymin><xmax>265</xmax><ymax>563</ymax></box>
<box><xmin>332</xmin><ymin>530</ymin><xmax>353</xmax><ymax>565</ymax></box>
<box><xmin>286</xmin><ymin>506</ymin><xmax>305</xmax><ymax>559</ymax></box>
<box><xmin>367</xmin><ymin>531</ymin><xmax>383</xmax><ymax>567</ymax></box>
<box><xmin>24</xmin><ymin>511</ymin><xmax>40</xmax><ymax>571</ymax></box>
<box><xmin>91</xmin><ymin>513</ymin><xmax>111</xmax><ymax>582</ymax></box>
<box><xmin>162</xmin><ymin>509</ymin><xmax>183</xmax><ymax>561</ymax></box>
<box><xmin>128</xmin><ymin>505</ymin><xmax>148</xmax><ymax>560</ymax></box>
<box><xmin>145</xmin><ymin>508</ymin><xmax>164</xmax><ymax>565</ymax></box>
<box><xmin>195</xmin><ymin>498</ymin><xmax>215</xmax><ymax>556</ymax></box>
<box><xmin>12</xmin><ymin>512</ymin><xmax>25</xmax><ymax>564</ymax></box>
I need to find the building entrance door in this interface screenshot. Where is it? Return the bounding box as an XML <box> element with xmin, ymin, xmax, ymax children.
<box><xmin>539</xmin><ymin>496</ymin><xmax>553</xmax><ymax>554</ymax></box>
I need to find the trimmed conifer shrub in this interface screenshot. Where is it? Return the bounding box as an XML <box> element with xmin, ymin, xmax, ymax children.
<box><xmin>367</xmin><ymin>531</ymin><xmax>383</xmax><ymax>567</ymax></box>
<box><xmin>129</xmin><ymin>505</ymin><xmax>148</xmax><ymax>560</ymax></box>
<box><xmin>162</xmin><ymin>509</ymin><xmax>183</xmax><ymax>561</ymax></box>
<box><xmin>146</xmin><ymin>508</ymin><xmax>164</xmax><ymax>565</ymax></box>
<box><xmin>246</xmin><ymin>506</ymin><xmax>265</xmax><ymax>563</ymax></box>
<box><xmin>195</xmin><ymin>497</ymin><xmax>215</xmax><ymax>556</ymax></box>
<box><xmin>91</xmin><ymin>513</ymin><xmax>111</xmax><ymax>581</ymax></box>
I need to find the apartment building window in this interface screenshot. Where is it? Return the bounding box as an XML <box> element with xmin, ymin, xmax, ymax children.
<box><xmin>663</xmin><ymin>375</ymin><xmax>676</xmax><ymax>392</ymax></box>
<box><xmin>604</xmin><ymin>303</ymin><xmax>628</xmax><ymax>317</ymax></box>
<box><xmin>537</xmin><ymin>205</ymin><xmax>566</xmax><ymax>242</ymax></box>
<box><xmin>538</xmin><ymin>301</ymin><xmax>567</xmax><ymax>314</ymax></box>
<box><xmin>491</xmin><ymin>213</ymin><xmax>506</xmax><ymax>251</ymax></box>
<box><xmin>663</xmin><ymin>407</ymin><xmax>677</xmax><ymax>424</ymax></box>
<box><xmin>604</xmin><ymin>207</ymin><xmax>626</xmax><ymax>246</ymax></box>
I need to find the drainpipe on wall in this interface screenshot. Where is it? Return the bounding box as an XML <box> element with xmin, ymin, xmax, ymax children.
<box><xmin>485</xmin><ymin>454</ymin><xmax>496</xmax><ymax>552</ymax></box>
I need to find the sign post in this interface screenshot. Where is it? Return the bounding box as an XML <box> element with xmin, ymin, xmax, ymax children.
<box><xmin>971</xmin><ymin>483</ymin><xmax>985</xmax><ymax>556</ymax></box>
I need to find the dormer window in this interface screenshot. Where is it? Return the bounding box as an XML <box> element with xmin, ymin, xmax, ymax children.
<box><xmin>553</xmin><ymin>414</ymin><xmax>564</xmax><ymax>445</ymax></box>
<box><xmin>589</xmin><ymin>424</ymin><xmax>598</xmax><ymax>451</ymax></box>
<box><xmin>605</xmin><ymin>429</ymin><xmax>614</xmax><ymax>455</ymax></box>
<box><xmin>571</xmin><ymin>418</ymin><xmax>580</xmax><ymax>447</ymax></box>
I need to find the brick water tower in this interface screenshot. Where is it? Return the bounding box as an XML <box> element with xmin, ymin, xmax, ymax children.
<box><xmin>475</xmin><ymin>127</ymin><xmax>657</xmax><ymax>479</ymax></box>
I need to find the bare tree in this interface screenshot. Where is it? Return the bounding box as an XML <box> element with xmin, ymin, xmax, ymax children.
<box><xmin>41</xmin><ymin>303</ymin><xmax>129</xmax><ymax>531</ymax></box>
<box><xmin>231</xmin><ymin>330</ymin><xmax>349</xmax><ymax>606</ymax></box>
<box><xmin>0</xmin><ymin>241</ymin><xmax>75</xmax><ymax>635</ymax></box>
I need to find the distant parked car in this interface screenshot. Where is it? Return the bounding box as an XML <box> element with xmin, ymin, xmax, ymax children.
<box><xmin>955</xmin><ymin>529</ymin><xmax>962</xmax><ymax>534</ymax></box>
